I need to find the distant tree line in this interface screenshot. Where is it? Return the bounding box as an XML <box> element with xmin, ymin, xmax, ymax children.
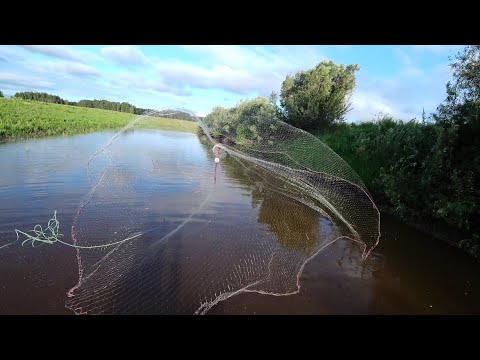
<box><xmin>77</xmin><ymin>99</ymin><xmax>137</xmax><ymax>114</ymax></box>
<box><xmin>10</xmin><ymin>91</ymin><xmax>202</xmax><ymax>118</ymax></box>
<box><xmin>8</xmin><ymin>91</ymin><xmax>204</xmax><ymax>121</ymax></box>
<box><xmin>14</xmin><ymin>92</ymin><xmax>68</xmax><ymax>104</ymax></box>
<box><xmin>0</xmin><ymin>90</ymin><xmax>4</xmax><ymax>98</ymax></box>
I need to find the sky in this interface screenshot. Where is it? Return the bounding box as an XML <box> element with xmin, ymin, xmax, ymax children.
<box><xmin>0</xmin><ymin>45</ymin><xmax>464</xmax><ymax>121</ymax></box>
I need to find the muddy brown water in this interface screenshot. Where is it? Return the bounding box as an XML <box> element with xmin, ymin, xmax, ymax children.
<box><xmin>0</xmin><ymin>129</ymin><xmax>478</xmax><ymax>314</ymax></box>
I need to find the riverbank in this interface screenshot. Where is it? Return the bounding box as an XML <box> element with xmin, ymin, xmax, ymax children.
<box><xmin>315</xmin><ymin>120</ymin><xmax>479</xmax><ymax>259</ymax></box>
<box><xmin>1</xmin><ymin>97</ymin><xmax>476</xmax><ymax>258</ymax></box>
<box><xmin>0</xmin><ymin>98</ymin><xmax>197</xmax><ymax>141</ymax></box>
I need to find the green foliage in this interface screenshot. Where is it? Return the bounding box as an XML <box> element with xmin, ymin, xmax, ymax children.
<box><xmin>14</xmin><ymin>91</ymin><xmax>66</xmax><ymax>104</ymax></box>
<box><xmin>203</xmin><ymin>97</ymin><xmax>277</xmax><ymax>145</ymax></box>
<box><xmin>0</xmin><ymin>98</ymin><xmax>135</xmax><ymax>140</ymax></box>
<box><xmin>427</xmin><ymin>45</ymin><xmax>480</xmax><ymax>254</ymax></box>
<box><xmin>316</xmin><ymin>117</ymin><xmax>400</xmax><ymax>188</ymax></box>
<box><xmin>0</xmin><ymin>90</ymin><xmax>4</xmax><ymax>98</ymax></box>
<box><xmin>0</xmin><ymin>98</ymin><xmax>196</xmax><ymax>140</ymax></box>
<box><xmin>134</xmin><ymin>116</ymin><xmax>198</xmax><ymax>133</ymax></box>
<box><xmin>200</xmin><ymin>45</ymin><xmax>480</xmax><ymax>256</ymax></box>
<box><xmin>76</xmin><ymin>99</ymin><xmax>137</xmax><ymax>114</ymax></box>
<box><xmin>7</xmin><ymin>91</ymin><xmax>205</xmax><ymax>119</ymax></box>
<box><xmin>314</xmin><ymin>46</ymin><xmax>480</xmax><ymax>257</ymax></box>
<box><xmin>279</xmin><ymin>61</ymin><xmax>359</xmax><ymax>131</ymax></box>
<box><xmin>450</xmin><ymin>45</ymin><xmax>480</xmax><ymax>103</ymax></box>
<box><xmin>11</xmin><ymin>91</ymin><xmax>154</xmax><ymax>115</ymax></box>
<box><xmin>318</xmin><ymin>106</ymin><xmax>480</xmax><ymax>257</ymax></box>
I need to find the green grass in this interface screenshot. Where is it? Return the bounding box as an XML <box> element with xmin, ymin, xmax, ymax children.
<box><xmin>135</xmin><ymin>115</ymin><xmax>198</xmax><ymax>133</ymax></box>
<box><xmin>0</xmin><ymin>98</ymin><xmax>197</xmax><ymax>141</ymax></box>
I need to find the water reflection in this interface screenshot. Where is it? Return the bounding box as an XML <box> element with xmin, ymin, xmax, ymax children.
<box><xmin>66</xmin><ymin>131</ymin><xmax>343</xmax><ymax>314</ymax></box>
<box><xmin>219</xmin><ymin>157</ymin><xmax>320</xmax><ymax>254</ymax></box>
<box><xmin>1</xmin><ymin>130</ymin><xmax>480</xmax><ymax>315</ymax></box>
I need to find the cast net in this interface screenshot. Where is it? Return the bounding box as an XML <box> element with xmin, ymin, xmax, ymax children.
<box><xmin>61</xmin><ymin>107</ymin><xmax>380</xmax><ymax>314</ymax></box>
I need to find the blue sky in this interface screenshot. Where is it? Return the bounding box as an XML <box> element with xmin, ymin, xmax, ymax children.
<box><xmin>0</xmin><ymin>45</ymin><xmax>463</xmax><ymax>120</ymax></box>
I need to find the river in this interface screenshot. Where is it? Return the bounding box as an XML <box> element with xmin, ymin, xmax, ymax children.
<box><xmin>0</xmin><ymin>129</ymin><xmax>478</xmax><ymax>314</ymax></box>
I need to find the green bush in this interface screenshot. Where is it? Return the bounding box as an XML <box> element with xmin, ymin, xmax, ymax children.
<box><xmin>203</xmin><ymin>97</ymin><xmax>277</xmax><ymax>145</ymax></box>
<box><xmin>318</xmin><ymin>109</ymin><xmax>480</xmax><ymax>256</ymax></box>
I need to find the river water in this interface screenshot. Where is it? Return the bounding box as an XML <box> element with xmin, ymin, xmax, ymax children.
<box><xmin>0</xmin><ymin>129</ymin><xmax>478</xmax><ymax>314</ymax></box>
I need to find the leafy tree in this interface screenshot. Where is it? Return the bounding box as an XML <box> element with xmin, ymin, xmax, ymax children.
<box><xmin>279</xmin><ymin>61</ymin><xmax>359</xmax><ymax>131</ymax></box>
<box><xmin>0</xmin><ymin>90</ymin><xmax>4</xmax><ymax>98</ymax></box>
<box><xmin>450</xmin><ymin>45</ymin><xmax>480</xmax><ymax>103</ymax></box>
<box><xmin>269</xmin><ymin>91</ymin><xmax>278</xmax><ymax>107</ymax></box>
<box><xmin>434</xmin><ymin>46</ymin><xmax>479</xmax><ymax>126</ymax></box>
<box><xmin>428</xmin><ymin>46</ymin><xmax>480</xmax><ymax>250</ymax></box>
<box><xmin>374</xmin><ymin>45</ymin><xmax>480</xmax><ymax>255</ymax></box>
<box><xmin>14</xmin><ymin>91</ymin><xmax>66</xmax><ymax>104</ymax></box>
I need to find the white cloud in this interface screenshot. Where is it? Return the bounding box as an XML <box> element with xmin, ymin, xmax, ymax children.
<box><xmin>183</xmin><ymin>45</ymin><xmax>326</xmax><ymax>79</ymax></box>
<box><xmin>107</xmin><ymin>71</ymin><xmax>191</xmax><ymax>96</ymax></box>
<box><xmin>19</xmin><ymin>45</ymin><xmax>92</xmax><ymax>62</ymax></box>
<box><xmin>350</xmin><ymin>90</ymin><xmax>394</xmax><ymax>122</ymax></box>
<box><xmin>157</xmin><ymin>45</ymin><xmax>326</xmax><ymax>96</ymax></box>
<box><xmin>0</xmin><ymin>46</ymin><xmax>27</xmax><ymax>62</ymax></box>
<box><xmin>0</xmin><ymin>45</ymin><xmax>459</xmax><ymax>121</ymax></box>
<box><xmin>156</xmin><ymin>60</ymin><xmax>263</xmax><ymax>95</ymax></box>
<box><xmin>348</xmin><ymin>60</ymin><xmax>452</xmax><ymax>122</ymax></box>
<box><xmin>0</xmin><ymin>71</ymin><xmax>55</xmax><ymax>89</ymax></box>
<box><xmin>393</xmin><ymin>47</ymin><xmax>414</xmax><ymax>67</ymax></box>
<box><xmin>401</xmin><ymin>65</ymin><xmax>424</xmax><ymax>77</ymax></box>
<box><xmin>101</xmin><ymin>46</ymin><xmax>148</xmax><ymax>65</ymax></box>
<box><xmin>183</xmin><ymin>45</ymin><xmax>272</xmax><ymax>69</ymax></box>
<box><xmin>28</xmin><ymin>60</ymin><xmax>101</xmax><ymax>77</ymax></box>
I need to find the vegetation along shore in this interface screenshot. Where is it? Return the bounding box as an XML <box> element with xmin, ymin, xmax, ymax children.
<box><xmin>0</xmin><ymin>45</ymin><xmax>478</xmax><ymax>257</ymax></box>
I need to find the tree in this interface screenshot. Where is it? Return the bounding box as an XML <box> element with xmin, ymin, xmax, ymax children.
<box><xmin>451</xmin><ymin>45</ymin><xmax>480</xmax><ymax>103</ymax></box>
<box><xmin>428</xmin><ymin>45</ymin><xmax>480</xmax><ymax>252</ymax></box>
<box><xmin>279</xmin><ymin>61</ymin><xmax>359</xmax><ymax>131</ymax></box>
<box><xmin>268</xmin><ymin>91</ymin><xmax>278</xmax><ymax>109</ymax></box>
<box><xmin>0</xmin><ymin>90</ymin><xmax>4</xmax><ymax>98</ymax></box>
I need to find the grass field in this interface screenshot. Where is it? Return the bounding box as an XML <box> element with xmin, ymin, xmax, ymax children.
<box><xmin>134</xmin><ymin>115</ymin><xmax>198</xmax><ymax>133</ymax></box>
<box><xmin>0</xmin><ymin>98</ymin><xmax>197</xmax><ymax>141</ymax></box>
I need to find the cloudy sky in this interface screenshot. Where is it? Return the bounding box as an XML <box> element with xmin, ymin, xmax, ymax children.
<box><xmin>0</xmin><ymin>45</ymin><xmax>463</xmax><ymax>120</ymax></box>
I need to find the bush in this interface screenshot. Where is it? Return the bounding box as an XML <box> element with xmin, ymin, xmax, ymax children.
<box><xmin>203</xmin><ymin>97</ymin><xmax>277</xmax><ymax>145</ymax></box>
<box><xmin>318</xmin><ymin>109</ymin><xmax>480</xmax><ymax>255</ymax></box>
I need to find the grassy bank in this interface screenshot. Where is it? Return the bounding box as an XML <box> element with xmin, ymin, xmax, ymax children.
<box><xmin>315</xmin><ymin>117</ymin><xmax>480</xmax><ymax>258</ymax></box>
<box><xmin>0</xmin><ymin>98</ymin><xmax>197</xmax><ymax>141</ymax></box>
<box><xmin>134</xmin><ymin>115</ymin><xmax>198</xmax><ymax>133</ymax></box>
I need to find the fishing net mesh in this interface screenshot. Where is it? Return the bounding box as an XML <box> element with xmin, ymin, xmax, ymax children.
<box><xmin>63</xmin><ymin>109</ymin><xmax>380</xmax><ymax>314</ymax></box>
